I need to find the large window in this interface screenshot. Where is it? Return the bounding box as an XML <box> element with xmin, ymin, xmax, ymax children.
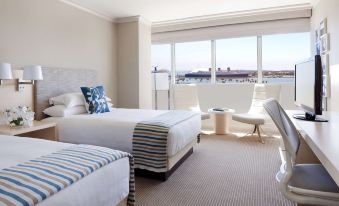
<box><xmin>151</xmin><ymin>44</ymin><xmax>171</xmax><ymax>73</ymax></box>
<box><xmin>175</xmin><ymin>41</ymin><xmax>211</xmax><ymax>84</ymax></box>
<box><xmin>216</xmin><ymin>37</ymin><xmax>257</xmax><ymax>83</ymax></box>
<box><xmin>262</xmin><ymin>33</ymin><xmax>311</xmax><ymax>83</ymax></box>
<box><xmin>151</xmin><ymin>32</ymin><xmax>311</xmax><ymax>84</ymax></box>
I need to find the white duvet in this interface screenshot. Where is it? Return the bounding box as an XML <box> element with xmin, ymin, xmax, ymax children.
<box><xmin>43</xmin><ymin>108</ymin><xmax>201</xmax><ymax>157</ymax></box>
<box><xmin>0</xmin><ymin>135</ymin><xmax>129</xmax><ymax>206</ymax></box>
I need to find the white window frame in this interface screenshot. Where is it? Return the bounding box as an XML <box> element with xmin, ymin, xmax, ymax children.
<box><xmin>167</xmin><ymin>34</ymin><xmax>303</xmax><ymax>85</ymax></box>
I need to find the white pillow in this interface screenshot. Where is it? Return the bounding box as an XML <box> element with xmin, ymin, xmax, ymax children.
<box><xmin>43</xmin><ymin>105</ymin><xmax>87</xmax><ymax>117</ymax></box>
<box><xmin>49</xmin><ymin>93</ymin><xmax>85</xmax><ymax>108</ymax></box>
<box><xmin>105</xmin><ymin>96</ymin><xmax>114</xmax><ymax>111</ymax></box>
<box><xmin>105</xmin><ymin>96</ymin><xmax>112</xmax><ymax>102</ymax></box>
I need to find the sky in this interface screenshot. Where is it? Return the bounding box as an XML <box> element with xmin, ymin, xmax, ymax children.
<box><xmin>151</xmin><ymin>32</ymin><xmax>311</xmax><ymax>72</ymax></box>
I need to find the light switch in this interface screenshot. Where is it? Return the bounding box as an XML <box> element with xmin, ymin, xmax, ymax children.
<box><xmin>18</xmin><ymin>84</ymin><xmax>25</xmax><ymax>92</ymax></box>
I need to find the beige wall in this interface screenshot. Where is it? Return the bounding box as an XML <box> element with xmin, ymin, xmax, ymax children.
<box><xmin>117</xmin><ymin>19</ymin><xmax>152</xmax><ymax>109</ymax></box>
<box><xmin>138</xmin><ymin>21</ymin><xmax>152</xmax><ymax>109</ymax></box>
<box><xmin>117</xmin><ymin>21</ymin><xmax>140</xmax><ymax>108</ymax></box>
<box><xmin>0</xmin><ymin>0</ymin><xmax>117</xmax><ymax>109</ymax></box>
<box><xmin>311</xmin><ymin>0</ymin><xmax>339</xmax><ymax>111</ymax></box>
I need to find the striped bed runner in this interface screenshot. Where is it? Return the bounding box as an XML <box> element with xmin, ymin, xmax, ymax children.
<box><xmin>132</xmin><ymin>110</ymin><xmax>199</xmax><ymax>172</ymax></box>
<box><xmin>0</xmin><ymin>145</ymin><xmax>135</xmax><ymax>206</ymax></box>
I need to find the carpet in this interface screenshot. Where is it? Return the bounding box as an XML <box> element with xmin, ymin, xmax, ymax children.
<box><xmin>135</xmin><ymin>134</ymin><xmax>294</xmax><ymax>206</ymax></box>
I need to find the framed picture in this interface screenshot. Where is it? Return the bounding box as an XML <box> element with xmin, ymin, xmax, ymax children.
<box><xmin>320</xmin><ymin>18</ymin><xmax>327</xmax><ymax>36</ymax></box>
<box><xmin>321</xmin><ymin>54</ymin><xmax>329</xmax><ymax>75</ymax></box>
<box><xmin>322</xmin><ymin>75</ymin><xmax>328</xmax><ymax>97</ymax></box>
<box><xmin>315</xmin><ymin>29</ymin><xmax>320</xmax><ymax>42</ymax></box>
<box><xmin>315</xmin><ymin>42</ymin><xmax>321</xmax><ymax>55</ymax></box>
<box><xmin>320</xmin><ymin>33</ymin><xmax>330</xmax><ymax>54</ymax></box>
<box><xmin>321</xmin><ymin>54</ymin><xmax>330</xmax><ymax>98</ymax></box>
<box><xmin>322</xmin><ymin>97</ymin><xmax>327</xmax><ymax>111</ymax></box>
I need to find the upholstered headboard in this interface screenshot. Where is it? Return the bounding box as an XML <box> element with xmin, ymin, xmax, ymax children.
<box><xmin>35</xmin><ymin>68</ymin><xmax>97</xmax><ymax>120</ymax></box>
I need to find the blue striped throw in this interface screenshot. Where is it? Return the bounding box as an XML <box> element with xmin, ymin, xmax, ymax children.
<box><xmin>132</xmin><ymin>110</ymin><xmax>199</xmax><ymax>172</ymax></box>
<box><xmin>0</xmin><ymin>145</ymin><xmax>135</xmax><ymax>206</ymax></box>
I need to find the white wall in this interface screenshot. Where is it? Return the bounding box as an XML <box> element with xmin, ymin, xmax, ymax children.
<box><xmin>117</xmin><ymin>18</ymin><xmax>152</xmax><ymax>109</ymax></box>
<box><xmin>0</xmin><ymin>0</ymin><xmax>117</xmax><ymax>106</ymax></box>
<box><xmin>138</xmin><ymin>21</ymin><xmax>152</xmax><ymax>109</ymax></box>
<box><xmin>311</xmin><ymin>0</ymin><xmax>339</xmax><ymax>112</ymax></box>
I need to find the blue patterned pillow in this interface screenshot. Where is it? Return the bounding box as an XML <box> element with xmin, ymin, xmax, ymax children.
<box><xmin>80</xmin><ymin>86</ymin><xmax>110</xmax><ymax>114</ymax></box>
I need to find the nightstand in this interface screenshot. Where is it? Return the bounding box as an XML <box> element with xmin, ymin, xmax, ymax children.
<box><xmin>0</xmin><ymin>121</ymin><xmax>57</xmax><ymax>141</ymax></box>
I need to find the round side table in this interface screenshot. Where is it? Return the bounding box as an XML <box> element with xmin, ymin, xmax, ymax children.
<box><xmin>208</xmin><ymin>108</ymin><xmax>235</xmax><ymax>135</ymax></box>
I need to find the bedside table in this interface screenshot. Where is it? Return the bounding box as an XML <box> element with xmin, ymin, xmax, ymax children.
<box><xmin>0</xmin><ymin>121</ymin><xmax>57</xmax><ymax>141</ymax></box>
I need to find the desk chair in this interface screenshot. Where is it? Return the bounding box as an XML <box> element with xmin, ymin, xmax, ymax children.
<box><xmin>232</xmin><ymin>84</ymin><xmax>281</xmax><ymax>143</ymax></box>
<box><xmin>263</xmin><ymin>99</ymin><xmax>339</xmax><ymax>206</ymax></box>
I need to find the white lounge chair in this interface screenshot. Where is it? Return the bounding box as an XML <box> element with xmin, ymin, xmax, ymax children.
<box><xmin>172</xmin><ymin>84</ymin><xmax>209</xmax><ymax>120</ymax></box>
<box><xmin>232</xmin><ymin>84</ymin><xmax>281</xmax><ymax>143</ymax></box>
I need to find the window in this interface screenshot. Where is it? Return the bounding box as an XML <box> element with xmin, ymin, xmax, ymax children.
<box><xmin>262</xmin><ymin>33</ymin><xmax>311</xmax><ymax>83</ymax></box>
<box><xmin>216</xmin><ymin>37</ymin><xmax>257</xmax><ymax>84</ymax></box>
<box><xmin>151</xmin><ymin>32</ymin><xmax>311</xmax><ymax>85</ymax></box>
<box><xmin>175</xmin><ymin>41</ymin><xmax>211</xmax><ymax>84</ymax></box>
<box><xmin>151</xmin><ymin>44</ymin><xmax>171</xmax><ymax>73</ymax></box>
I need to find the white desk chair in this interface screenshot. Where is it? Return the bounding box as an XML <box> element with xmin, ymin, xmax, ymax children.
<box><xmin>232</xmin><ymin>84</ymin><xmax>281</xmax><ymax>143</ymax></box>
<box><xmin>264</xmin><ymin>99</ymin><xmax>339</xmax><ymax>205</ymax></box>
<box><xmin>172</xmin><ymin>84</ymin><xmax>209</xmax><ymax>120</ymax></box>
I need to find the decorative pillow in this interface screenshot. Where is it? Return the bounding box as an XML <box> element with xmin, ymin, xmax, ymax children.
<box><xmin>49</xmin><ymin>93</ymin><xmax>85</xmax><ymax>108</ymax></box>
<box><xmin>43</xmin><ymin>105</ymin><xmax>87</xmax><ymax>117</ymax></box>
<box><xmin>81</xmin><ymin>86</ymin><xmax>110</xmax><ymax>114</ymax></box>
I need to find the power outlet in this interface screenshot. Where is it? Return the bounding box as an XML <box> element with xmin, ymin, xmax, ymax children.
<box><xmin>18</xmin><ymin>85</ymin><xmax>25</xmax><ymax>92</ymax></box>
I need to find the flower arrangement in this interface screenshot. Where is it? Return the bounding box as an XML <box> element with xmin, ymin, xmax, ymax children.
<box><xmin>5</xmin><ymin>106</ymin><xmax>35</xmax><ymax>127</ymax></box>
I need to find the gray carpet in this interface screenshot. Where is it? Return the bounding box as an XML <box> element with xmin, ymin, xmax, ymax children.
<box><xmin>135</xmin><ymin>134</ymin><xmax>295</xmax><ymax>206</ymax></box>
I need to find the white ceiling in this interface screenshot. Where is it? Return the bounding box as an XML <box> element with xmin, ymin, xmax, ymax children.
<box><xmin>61</xmin><ymin>0</ymin><xmax>313</xmax><ymax>22</ymax></box>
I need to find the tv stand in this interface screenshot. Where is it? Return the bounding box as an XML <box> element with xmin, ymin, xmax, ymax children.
<box><xmin>293</xmin><ymin>112</ymin><xmax>328</xmax><ymax>122</ymax></box>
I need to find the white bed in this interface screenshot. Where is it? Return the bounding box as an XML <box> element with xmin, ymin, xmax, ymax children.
<box><xmin>34</xmin><ymin>68</ymin><xmax>201</xmax><ymax>180</ymax></box>
<box><xmin>0</xmin><ymin>135</ymin><xmax>130</xmax><ymax>206</ymax></box>
<box><xmin>42</xmin><ymin>108</ymin><xmax>201</xmax><ymax>157</ymax></box>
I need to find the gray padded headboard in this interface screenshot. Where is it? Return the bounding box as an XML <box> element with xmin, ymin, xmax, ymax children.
<box><xmin>35</xmin><ymin>68</ymin><xmax>97</xmax><ymax>120</ymax></box>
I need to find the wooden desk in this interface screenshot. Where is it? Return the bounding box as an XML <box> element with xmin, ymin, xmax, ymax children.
<box><xmin>0</xmin><ymin>121</ymin><xmax>57</xmax><ymax>141</ymax></box>
<box><xmin>287</xmin><ymin>110</ymin><xmax>339</xmax><ymax>186</ymax></box>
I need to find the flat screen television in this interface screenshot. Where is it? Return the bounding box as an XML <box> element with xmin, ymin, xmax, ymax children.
<box><xmin>294</xmin><ymin>55</ymin><xmax>327</xmax><ymax>122</ymax></box>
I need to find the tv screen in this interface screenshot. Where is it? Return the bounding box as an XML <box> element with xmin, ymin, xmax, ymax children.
<box><xmin>295</xmin><ymin>55</ymin><xmax>323</xmax><ymax>117</ymax></box>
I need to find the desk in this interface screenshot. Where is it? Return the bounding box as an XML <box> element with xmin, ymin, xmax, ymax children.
<box><xmin>287</xmin><ymin>110</ymin><xmax>339</xmax><ymax>186</ymax></box>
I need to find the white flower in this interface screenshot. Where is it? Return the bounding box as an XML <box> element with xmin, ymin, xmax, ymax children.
<box><xmin>5</xmin><ymin>106</ymin><xmax>35</xmax><ymax>127</ymax></box>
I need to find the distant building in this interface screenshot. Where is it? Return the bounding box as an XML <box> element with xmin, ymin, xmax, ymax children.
<box><xmin>185</xmin><ymin>70</ymin><xmax>249</xmax><ymax>78</ymax></box>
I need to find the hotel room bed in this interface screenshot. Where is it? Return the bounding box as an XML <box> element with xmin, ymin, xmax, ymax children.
<box><xmin>42</xmin><ymin>108</ymin><xmax>201</xmax><ymax>180</ymax></box>
<box><xmin>42</xmin><ymin>108</ymin><xmax>201</xmax><ymax>157</ymax></box>
<box><xmin>34</xmin><ymin>68</ymin><xmax>201</xmax><ymax>180</ymax></box>
<box><xmin>0</xmin><ymin>135</ymin><xmax>133</xmax><ymax>206</ymax></box>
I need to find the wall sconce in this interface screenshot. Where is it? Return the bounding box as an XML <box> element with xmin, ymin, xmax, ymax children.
<box><xmin>0</xmin><ymin>63</ymin><xmax>13</xmax><ymax>85</ymax></box>
<box><xmin>17</xmin><ymin>65</ymin><xmax>43</xmax><ymax>91</ymax></box>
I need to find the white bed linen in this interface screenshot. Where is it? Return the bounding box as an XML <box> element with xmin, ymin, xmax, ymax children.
<box><xmin>42</xmin><ymin>108</ymin><xmax>201</xmax><ymax>157</ymax></box>
<box><xmin>0</xmin><ymin>135</ymin><xmax>129</xmax><ymax>206</ymax></box>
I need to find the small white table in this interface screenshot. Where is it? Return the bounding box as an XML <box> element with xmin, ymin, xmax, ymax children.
<box><xmin>208</xmin><ymin>108</ymin><xmax>235</xmax><ymax>135</ymax></box>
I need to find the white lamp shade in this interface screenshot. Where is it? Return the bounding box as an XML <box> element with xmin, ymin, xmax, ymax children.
<box><xmin>0</xmin><ymin>63</ymin><xmax>13</xmax><ymax>80</ymax></box>
<box><xmin>23</xmin><ymin>65</ymin><xmax>43</xmax><ymax>80</ymax></box>
<box><xmin>152</xmin><ymin>73</ymin><xmax>169</xmax><ymax>90</ymax></box>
